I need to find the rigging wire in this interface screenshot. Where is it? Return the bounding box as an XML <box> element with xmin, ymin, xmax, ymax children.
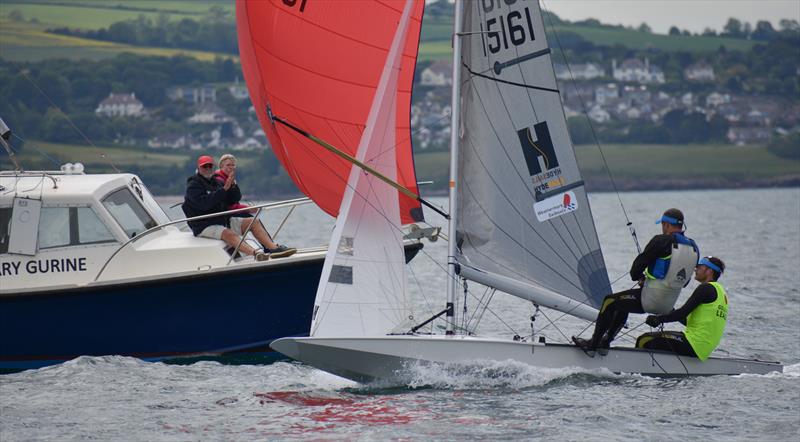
<box><xmin>10</xmin><ymin>134</ymin><xmax>61</xmax><ymax>168</ymax></box>
<box><xmin>540</xmin><ymin>0</ymin><xmax>641</xmax><ymax>253</ymax></box>
<box><xmin>6</xmin><ymin>59</ymin><xmax>120</xmax><ymax>173</ymax></box>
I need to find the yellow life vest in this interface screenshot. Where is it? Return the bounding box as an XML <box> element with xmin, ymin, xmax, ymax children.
<box><xmin>684</xmin><ymin>282</ymin><xmax>728</xmax><ymax>361</ymax></box>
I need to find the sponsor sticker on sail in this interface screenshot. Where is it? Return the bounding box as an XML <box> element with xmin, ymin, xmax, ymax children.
<box><xmin>534</xmin><ymin>191</ymin><xmax>578</xmax><ymax>222</ymax></box>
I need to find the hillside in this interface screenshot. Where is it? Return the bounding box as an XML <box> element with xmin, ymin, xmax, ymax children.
<box><xmin>0</xmin><ymin>0</ymin><xmax>236</xmax><ymax>62</ymax></box>
<box><xmin>0</xmin><ymin>0</ymin><xmax>760</xmax><ymax>63</ymax></box>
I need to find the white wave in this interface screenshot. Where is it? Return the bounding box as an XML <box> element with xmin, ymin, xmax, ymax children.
<box><xmin>355</xmin><ymin>359</ymin><xmax>630</xmax><ymax>390</ymax></box>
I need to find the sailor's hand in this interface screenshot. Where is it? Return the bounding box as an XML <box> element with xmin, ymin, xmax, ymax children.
<box><xmin>645</xmin><ymin>315</ymin><xmax>662</xmax><ymax>327</ymax></box>
<box><xmin>223</xmin><ymin>174</ymin><xmax>234</xmax><ymax>190</ymax></box>
<box><xmin>637</xmin><ymin>277</ymin><xmax>645</xmax><ymax>287</ymax></box>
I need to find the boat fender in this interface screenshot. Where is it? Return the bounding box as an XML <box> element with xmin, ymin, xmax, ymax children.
<box><xmin>641</xmin><ymin>241</ymin><xmax>699</xmax><ymax>314</ymax></box>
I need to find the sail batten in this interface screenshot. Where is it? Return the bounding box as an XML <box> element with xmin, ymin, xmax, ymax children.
<box><xmin>456</xmin><ymin>0</ymin><xmax>611</xmax><ymax>309</ymax></box>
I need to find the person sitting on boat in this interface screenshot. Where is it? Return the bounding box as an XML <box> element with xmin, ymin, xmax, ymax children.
<box><xmin>573</xmin><ymin>208</ymin><xmax>699</xmax><ymax>355</ymax></box>
<box><xmin>213</xmin><ymin>154</ymin><xmax>253</xmax><ymax>217</ymax></box>
<box><xmin>635</xmin><ymin>256</ymin><xmax>727</xmax><ymax>361</ymax></box>
<box><xmin>182</xmin><ymin>155</ymin><xmax>296</xmax><ymax>260</ymax></box>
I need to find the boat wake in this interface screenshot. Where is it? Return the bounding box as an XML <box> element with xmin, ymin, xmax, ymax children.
<box><xmin>356</xmin><ymin>359</ymin><xmax>626</xmax><ymax>391</ymax></box>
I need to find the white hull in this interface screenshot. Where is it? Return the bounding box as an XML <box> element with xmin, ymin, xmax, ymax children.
<box><xmin>271</xmin><ymin>335</ymin><xmax>783</xmax><ymax>383</ymax></box>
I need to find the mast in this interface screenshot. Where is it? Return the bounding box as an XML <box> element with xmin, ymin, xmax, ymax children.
<box><xmin>445</xmin><ymin>0</ymin><xmax>464</xmax><ymax>335</ymax></box>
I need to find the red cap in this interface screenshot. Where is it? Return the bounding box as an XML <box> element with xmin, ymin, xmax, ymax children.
<box><xmin>197</xmin><ymin>155</ymin><xmax>214</xmax><ymax>167</ymax></box>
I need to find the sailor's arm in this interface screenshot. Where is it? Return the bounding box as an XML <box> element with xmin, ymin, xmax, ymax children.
<box><xmin>646</xmin><ymin>283</ymin><xmax>718</xmax><ymax>326</ymax></box>
<box><xmin>630</xmin><ymin>235</ymin><xmax>671</xmax><ymax>280</ymax></box>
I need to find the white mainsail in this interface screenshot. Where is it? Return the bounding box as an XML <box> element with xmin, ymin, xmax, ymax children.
<box><xmin>454</xmin><ymin>0</ymin><xmax>611</xmax><ymax>312</ymax></box>
<box><xmin>309</xmin><ymin>0</ymin><xmax>415</xmax><ymax>338</ymax></box>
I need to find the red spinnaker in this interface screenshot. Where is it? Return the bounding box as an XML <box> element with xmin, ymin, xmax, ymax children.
<box><xmin>236</xmin><ymin>0</ymin><xmax>425</xmax><ymax>223</ymax></box>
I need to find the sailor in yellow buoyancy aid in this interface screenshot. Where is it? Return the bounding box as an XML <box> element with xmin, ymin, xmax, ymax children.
<box><xmin>636</xmin><ymin>256</ymin><xmax>728</xmax><ymax>361</ymax></box>
<box><xmin>573</xmin><ymin>208</ymin><xmax>699</xmax><ymax>355</ymax></box>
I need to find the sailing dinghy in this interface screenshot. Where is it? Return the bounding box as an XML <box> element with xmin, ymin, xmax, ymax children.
<box><xmin>270</xmin><ymin>0</ymin><xmax>782</xmax><ymax>382</ymax></box>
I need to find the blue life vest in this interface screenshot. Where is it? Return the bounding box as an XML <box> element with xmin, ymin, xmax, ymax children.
<box><xmin>646</xmin><ymin>233</ymin><xmax>699</xmax><ymax>280</ymax></box>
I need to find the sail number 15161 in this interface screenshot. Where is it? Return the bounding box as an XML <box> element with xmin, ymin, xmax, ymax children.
<box><xmin>485</xmin><ymin>6</ymin><xmax>536</xmax><ymax>54</ymax></box>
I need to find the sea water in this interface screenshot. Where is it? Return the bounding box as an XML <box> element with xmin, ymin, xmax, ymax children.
<box><xmin>2</xmin><ymin>188</ymin><xmax>798</xmax><ymax>441</ymax></box>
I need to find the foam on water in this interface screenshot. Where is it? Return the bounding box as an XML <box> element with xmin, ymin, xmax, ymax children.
<box><xmin>385</xmin><ymin>358</ymin><xmax>625</xmax><ymax>390</ymax></box>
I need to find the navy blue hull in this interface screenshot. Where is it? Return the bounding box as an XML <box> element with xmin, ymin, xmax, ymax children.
<box><xmin>1</xmin><ymin>243</ymin><xmax>423</xmax><ymax>372</ymax></box>
<box><xmin>0</xmin><ymin>259</ymin><xmax>321</xmax><ymax>372</ymax></box>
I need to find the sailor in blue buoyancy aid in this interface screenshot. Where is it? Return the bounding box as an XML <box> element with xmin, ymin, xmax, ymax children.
<box><xmin>573</xmin><ymin>208</ymin><xmax>699</xmax><ymax>355</ymax></box>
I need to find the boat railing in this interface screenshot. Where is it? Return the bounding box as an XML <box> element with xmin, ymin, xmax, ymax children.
<box><xmin>93</xmin><ymin>197</ymin><xmax>313</xmax><ymax>282</ymax></box>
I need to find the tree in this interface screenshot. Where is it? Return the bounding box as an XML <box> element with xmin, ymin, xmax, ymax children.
<box><xmin>767</xmin><ymin>133</ymin><xmax>800</xmax><ymax>160</ymax></box>
<box><xmin>702</xmin><ymin>28</ymin><xmax>717</xmax><ymax>37</ymax></box>
<box><xmin>722</xmin><ymin>18</ymin><xmax>744</xmax><ymax>38</ymax></box>
<box><xmin>752</xmin><ymin>20</ymin><xmax>778</xmax><ymax>41</ymax></box>
<box><xmin>637</xmin><ymin>23</ymin><xmax>652</xmax><ymax>34</ymax></box>
<box><xmin>567</xmin><ymin>116</ymin><xmax>594</xmax><ymax>144</ymax></box>
<box><xmin>669</xmin><ymin>26</ymin><xmax>681</xmax><ymax>36</ymax></box>
<box><xmin>107</xmin><ymin>21</ymin><xmax>137</xmax><ymax>44</ymax></box>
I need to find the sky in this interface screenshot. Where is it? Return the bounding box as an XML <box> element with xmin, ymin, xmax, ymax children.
<box><xmin>539</xmin><ymin>0</ymin><xmax>799</xmax><ymax>34</ymax></box>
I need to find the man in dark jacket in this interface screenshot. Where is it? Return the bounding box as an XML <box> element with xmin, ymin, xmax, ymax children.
<box><xmin>573</xmin><ymin>208</ymin><xmax>698</xmax><ymax>355</ymax></box>
<box><xmin>182</xmin><ymin>155</ymin><xmax>296</xmax><ymax>260</ymax></box>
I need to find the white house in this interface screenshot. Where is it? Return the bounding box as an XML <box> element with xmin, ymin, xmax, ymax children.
<box><xmin>684</xmin><ymin>62</ymin><xmax>715</xmax><ymax>82</ymax></box>
<box><xmin>612</xmin><ymin>58</ymin><xmax>665</xmax><ymax>84</ymax></box>
<box><xmin>622</xmin><ymin>84</ymin><xmax>651</xmax><ymax>106</ymax></box>
<box><xmin>420</xmin><ymin>60</ymin><xmax>452</xmax><ymax>86</ymax></box>
<box><xmin>187</xmin><ymin>104</ymin><xmax>233</xmax><ymax>125</ymax></box>
<box><xmin>95</xmin><ymin>93</ymin><xmax>145</xmax><ymax>118</ymax></box>
<box><xmin>228</xmin><ymin>78</ymin><xmax>250</xmax><ymax>100</ymax></box>
<box><xmin>166</xmin><ymin>85</ymin><xmax>217</xmax><ymax>104</ymax></box>
<box><xmin>595</xmin><ymin>83</ymin><xmax>619</xmax><ymax>105</ymax></box>
<box><xmin>705</xmin><ymin>92</ymin><xmax>731</xmax><ymax>108</ymax></box>
<box><xmin>727</xmin><ymin>127</ymin><xmax>772</xmax><ymax>145</ymax></box>
<box><xmin>587</xmin><ymin>105</ymin><xmax>610</xmax><ymax>123</ymax></box>
<box><xmin>554</xmin><ymin>63</ymin><xmax>605</xmax><ymax>80</ymax></box>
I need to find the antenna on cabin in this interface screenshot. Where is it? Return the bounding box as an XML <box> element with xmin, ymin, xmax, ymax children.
<box><xmin>0</xmin><ymin>117</ymin><xmax>24</xmax><ymax>172</ymax></box>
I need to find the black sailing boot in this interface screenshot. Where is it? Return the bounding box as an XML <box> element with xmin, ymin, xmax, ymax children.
<box><xmin>572</xmin><ymin>336</ymin><xmax>597</xmax><ymax>358</ymax></box>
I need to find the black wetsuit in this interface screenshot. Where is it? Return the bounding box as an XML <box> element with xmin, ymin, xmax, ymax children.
<box><xmin>635</xmin><ymin>283</ymin><xmax>719</xmax><ymax>357</ymax></box>
<box><xmin>588</xmin><ymin>234</ymin><xmax>682</xmax><ymax>347</ymax></box>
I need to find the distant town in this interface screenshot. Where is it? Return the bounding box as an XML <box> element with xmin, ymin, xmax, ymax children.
<box><xmin>0</xmin><ymin>0</ymin><xmax>797</xmax><ymax>195</ymax></box>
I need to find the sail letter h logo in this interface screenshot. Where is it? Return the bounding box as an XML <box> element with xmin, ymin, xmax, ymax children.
<box><xmin>518</xmin><ymin>121</ymin><xmax>559</xmax><ymax>176</ymax></box>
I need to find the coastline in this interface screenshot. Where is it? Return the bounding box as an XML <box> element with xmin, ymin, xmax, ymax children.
<box><xmin>154</xmin><ymin>176</ymin><xmax>800</xmax><ymax>201</ymax></box>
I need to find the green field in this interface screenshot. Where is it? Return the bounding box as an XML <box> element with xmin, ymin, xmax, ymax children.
<box><xmin>412</xmin><ymin>144</ymin><xmax>798</xmax><ymax>189</ymax></box>
<box><xmin>419</xmin><ymin>24</ymin><xmax>756</xmax><ymax>61</ymax></box>
<box><xmin>0</xmin><ymin>19</ymin><xmax>237</xmax><ymax>62</ymax></box>
<box><xmin>12</xmin><ymin>140</ymin><xmax>191</xmax><ymax>169</ymax></box>
<box><xmin>0</xmin><ymin>0</ymin><xmax>231</xmax><ymax>29</ymax></box>
<box><xmin>0</xmin><ymin>0</ymin><xmax>758</xmax><ymax>64</ymax></box>
<box><xmin>9</xmin><ymin>140</ymin><xmax>267</xmax><ymax>172</ymax></box>
<box><xmin>575</xmin><ymin>144</ymin><xmax>798</xmax><ymax>179</ymax></box>
<box><xmin>551</xmin><ymin>25</ymin><xmax>756</xmax><ymax>53</ymax></box>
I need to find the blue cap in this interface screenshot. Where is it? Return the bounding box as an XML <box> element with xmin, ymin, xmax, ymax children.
<box><xmin>698</xmin><ymin>257</ymin><xmax>723</xmax><ymax>274</ymax></box>
<box><xmin>656</xmin><ymin>215</ymin><xmax>682</xmax><ymax>226</ymax></box>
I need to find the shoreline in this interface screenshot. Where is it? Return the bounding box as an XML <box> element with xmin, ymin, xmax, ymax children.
<box><xmin>154</xmin><ymin>177</ymin><xmax>800</xmax><ymax>201</ymax></box>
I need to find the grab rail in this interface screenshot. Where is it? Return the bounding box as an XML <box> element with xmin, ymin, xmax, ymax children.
<box><xmin>93</xmin><ymin>197</ymin><xmax>312</xmax><ymax>282</ymax></box>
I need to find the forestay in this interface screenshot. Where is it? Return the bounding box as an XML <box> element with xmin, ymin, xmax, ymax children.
<box><xmin>309</xmin><ymin>0</ymin><xmax>415</xmax><ymax>338</ymax></box>
<box><xmin>455</xmin><ymin>0</ymin><xmax>611</xmax><ymax>311</ymax></box>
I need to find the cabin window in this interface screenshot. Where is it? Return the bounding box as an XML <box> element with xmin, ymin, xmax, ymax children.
<box><xmin>38</xmin><ymin>208</ymin><xmax>71</xmax><ymax>249</ymax></box>
<box><xmin>37</xmin><ymin>206</ymin><xmax>116</xmax><ymax>250</ymax></box>
<box><xmin>102</xmin><ymin>188</ymin><xmax>157</xmax><ymax>238</ymax></box>
<box><xmin>77</xmin><ymin>207</ymin><xmax>115</xmax><ymax>245</ymax></box>
<box><xmin>0</xmin><ymin>207</ymin><xmax>11</xmax><ymax>254</ymax></box>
